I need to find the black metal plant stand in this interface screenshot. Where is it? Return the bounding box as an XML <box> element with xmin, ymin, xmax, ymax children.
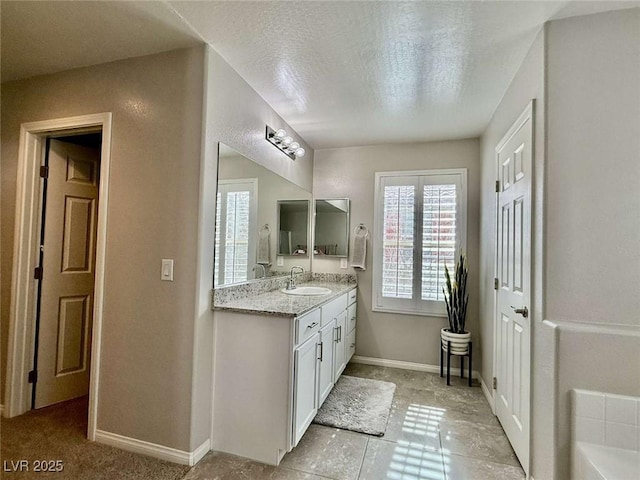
<box><xmin>440</xmin><ymin>340</ymin><xmax>472</xmax><ymax>386</ymax></box>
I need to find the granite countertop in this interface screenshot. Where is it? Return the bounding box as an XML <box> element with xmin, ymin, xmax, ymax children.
<box><xmin>213</xmin><ymin>279</ymin><xmax>356</xmax><ymax>317</ymax></box>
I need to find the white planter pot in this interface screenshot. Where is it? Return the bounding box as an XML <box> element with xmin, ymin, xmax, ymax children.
<box><xmin>441</xmin><ymin>328</ymin><xmax>471</xmax><ymax>355</ymax></box>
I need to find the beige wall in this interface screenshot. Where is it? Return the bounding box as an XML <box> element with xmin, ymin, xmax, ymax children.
<box><xmin>545</xmin><ymin>9</ymin><xmax>640</xmax><ymax>327</ymax></box>
<box><xmin>1</xmin><ymin>47</ymin><xmax>205</xmax><ymax>450</ymax></box>
<box><xmin>544</xmin><ymin>9</ymin><xmax>640</xmax><ymax>478</ymax></box>
<box><xmin>313</xmin><ymin>139</ymin><xmax>481</xmax><ymax>368</ymax></box>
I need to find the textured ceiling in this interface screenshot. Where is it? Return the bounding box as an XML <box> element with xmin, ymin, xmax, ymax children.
<box><xmin>169</xmin><ymin>0</ymin><xmax>638</xmax><ymax>148</ymax></box>
<box><xmin>0</xmin><ymin>1</ymin><xmax>201</xmax><ymax>82</ymax></box>
<box><xmin>3</xmin><ymin>1</ymin><xmax>637</xmax><ymax>148</ymax></box>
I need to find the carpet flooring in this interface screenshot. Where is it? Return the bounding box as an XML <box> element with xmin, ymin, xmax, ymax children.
<box><xmin>312</xmin><ymin>375</ymin><xmax>396</xmax><ymax>436</ymax></box>
<box><xmin>0</xmin><ymin>397</ymin><xmax>189</xmax><ymax>480</ymax></box>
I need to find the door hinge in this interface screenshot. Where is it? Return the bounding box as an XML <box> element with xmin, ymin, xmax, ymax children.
<box><xmin>34</xmin><ymin>266</ymin><xmax>43</xmax><ymax>280</ymax></box>
<box><xmin>39</xmin><ymin>166</ymin><xmax>49</xmax><ymax>178</ymax></box>
<box><xmin>28</xmin><ymin>370</ymin><xmax>38</xmax><ymax>384</ymax></box>
<box><xmin>495</xmin><ymin>180</ymin><xmax>500</xmax><ymax>192</ymax></box>
<box><xmin>492</xmin><ymin>377</ymin><xmax>497</xmax><ymax>389</ymax></box>
<box><xmin>494</xmin><ymin>278</ymin><xmax>499</xmax><ymax>290</ymax></box>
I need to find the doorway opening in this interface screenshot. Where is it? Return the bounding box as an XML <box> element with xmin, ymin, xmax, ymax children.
<box><xmin>5</xmin><ymin>113</ymin><xmax>112</xmax><ymax>442</ymax></box>
<box><xmin>30</xmin><ymin>133</ymin><xmax>102</xmax><ymax>418</ymax></box>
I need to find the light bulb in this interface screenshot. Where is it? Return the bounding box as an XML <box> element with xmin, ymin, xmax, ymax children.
<box><xmin>275</xmin><ymin>129</ymin><xmax>286</xmax><ymax>139</ymax></box>
<box><xmin>295</xmin><ymin>147</ymin><xmax>306</xmax><ymax>158</ymax></box>
<box><xmin>289</xmin><ymin>142</ymin><xmax>300</xmax><ymax>152</ymax></box>
<box><xmin>282</xmin><ymin>136</ymin><xmax>293</xmax><ymax>147</ymax></box>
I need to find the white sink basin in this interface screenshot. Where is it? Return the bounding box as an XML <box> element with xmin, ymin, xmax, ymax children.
<box><xmin>281</xmin><ymin>286</ymin><xmax>332</xmax><ymax>296</ymax></box>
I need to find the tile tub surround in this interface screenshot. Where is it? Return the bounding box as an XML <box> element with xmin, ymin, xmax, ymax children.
<box><xmin>572</xmin><ymin>390</ymin><xmax>640</xmax><ymax>451</ymax></box>
<box><xmin>212</xmin><ymin>273</ymin><xmax>356</xmax><ymax>316</ymax></box>
<box><xmin>571</xmin><ymin>389</ymin><xmax>640</xmax><ymax>480</ymax></box>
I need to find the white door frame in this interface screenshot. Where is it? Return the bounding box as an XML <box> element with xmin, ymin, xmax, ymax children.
<box><xmin>4</xmin><ymin>113</ymin><xmax>112</xmax><ymax>442</ymax></box>
<box><xmin>492</xmin><ymin>100</ymin><xmax>534</xmax><ymax>474</ymax></box>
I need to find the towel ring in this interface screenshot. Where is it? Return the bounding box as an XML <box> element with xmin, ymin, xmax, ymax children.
<box><xmin>354</xmin><ymin>223</ymin><xmax>369</xmax><ymax>237</ymax></box>
<box><xmin>260</xmin><ymin>224</ymin><xmax>271</xmax><ymax>234</ymax></box>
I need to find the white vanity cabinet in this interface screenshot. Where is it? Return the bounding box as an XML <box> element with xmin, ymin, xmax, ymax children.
<box><xmin>317</xmin><ymin>320</ymin><xmax>335</xmax><ymax>406</ymax></box>
<box><xmin>346</xmin><ymin>289</ymin><xmax>357</xmax><ymax>361</ymax></box>
<box><xmin>293</xmin><ymin>331</ymin><xmax>320</xmax><ymax>446</ymax></box>
<box><xmin>333</xmin><ymin>310</ymin><xmax>347</xmax><ymax>381</ymax></box>
<box><xmin>212</xmin><ymin>285</ymin><xmax>357</xmax><ymax>466</ymax></box>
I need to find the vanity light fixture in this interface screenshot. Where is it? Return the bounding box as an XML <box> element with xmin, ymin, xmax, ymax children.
<box><xmin>266</xmin><ymin>125</ymin><xmax>306</xmax><ymax>160</ymax></box>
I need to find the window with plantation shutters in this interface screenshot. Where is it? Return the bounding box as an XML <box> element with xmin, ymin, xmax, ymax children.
<box><xmin>214</xmin><ymin>179</ymin><xmax>258</xmax><ymax>287</ymax></box>
<box><xmin>373</xmin><ymin>169</ymin><xmax>467</xmax><ymax>316</ymax></box>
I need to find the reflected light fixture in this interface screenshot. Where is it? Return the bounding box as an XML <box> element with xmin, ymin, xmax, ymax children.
<box><xmin>266</xmin><ymin>125</ymin><xmax>306</xmax><ymax>160</ymax></box>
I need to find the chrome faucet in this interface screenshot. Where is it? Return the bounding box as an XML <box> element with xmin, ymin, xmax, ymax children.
<box><xmin>252</xmin><ymin>264</ymin><xmax>267</xmax><ymax>279</ymax></box>
<box><xmin>287</xmin><ymin>266</ymin><xmax>304</xmax><ymax>290</ymax></box>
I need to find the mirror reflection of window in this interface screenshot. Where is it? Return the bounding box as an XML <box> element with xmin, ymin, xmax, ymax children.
<box><xmin>214</xmin><ymin>179</ymin><xmax>257</xmax><ymax>287</ymax></box>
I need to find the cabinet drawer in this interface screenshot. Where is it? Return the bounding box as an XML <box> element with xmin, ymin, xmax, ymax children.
<box><xmin>347</xmin><ymin>303</ymin><xmax>357</xmax><ymax>333</ymax></box>
<box><xmin>296</xmin><ymin>309</ymin><xmax>321</xmax><ymax>345</ymax></box>
<box><xmin>321</xmin><ymin>293</ymin><xmax>348</xmax><ymax>326</ymax></box>
<box><xmin>347</xmin><ymin>288</ymin><xmax>357</xmax><ymax>305</ymax></box>
<box><xmin>347</xmin><ymin>329</ymin><xmax>356</xmax><ymax>361</ymax></box>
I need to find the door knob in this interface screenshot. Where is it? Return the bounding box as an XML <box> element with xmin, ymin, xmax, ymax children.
<box><xmin>511</xmin><ymin>306</ymin><xmax>528</xmax><ymax>318</ymax></box>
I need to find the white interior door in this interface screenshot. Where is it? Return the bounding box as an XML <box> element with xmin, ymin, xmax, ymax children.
<box><xmin>495</xmin><ymin>103</ymin><xmax>533</xmax><ymax>473</ymax></box>
<box><xmin>35</xmin><ymin>138</ymin><xmax>100</xmax><ymax>409</ymax></box>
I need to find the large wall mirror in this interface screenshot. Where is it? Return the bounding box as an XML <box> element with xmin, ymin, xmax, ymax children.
<box><xmin>215</xmin><ymin>143</ymin><xmax>312</xmax><ymax>287</ymax></box>
<box><xmin>314</xmin><ymin>199</ymin><xmax>350</xmax><ymax>257</ymax></box>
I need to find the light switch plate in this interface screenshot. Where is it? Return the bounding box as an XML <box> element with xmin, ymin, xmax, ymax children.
<box><xmin>277</xmin><ymin>256</ymin><xmax>284</xmax><ymax>266</ymax></box>
<box><xmin>340</xmin><ymin>258</ymin><xmax>348</xmax><ymax>269</ymax></box>
<box><xmin>161</xmin><ymin>259</ymin><xmax>174</xmax><ymax>281</ymax></box>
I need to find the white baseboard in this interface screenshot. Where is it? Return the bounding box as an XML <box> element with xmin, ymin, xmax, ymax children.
<box><xmin>95</xmin><ymin>430</ymin><xmax>210</xmax><ymax>466</ymax></box>
<box><xmin>479</xmin><ymin>375</ymin><xmax>495</xmax><ymax>413</ymax></box>
<box><xmin>189</xmin><ymin>438</ymin><xmax>211</xmax><ymax>465</ymax></box>
<box><xmin>351</xmin><ymin>355</ymin><xmax>479</xmax><ymax>379</ymax></box>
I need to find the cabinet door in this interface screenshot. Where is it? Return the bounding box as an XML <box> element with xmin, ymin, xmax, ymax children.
<box><xmin>333</xmin><ymin>310</ymin><xmax>347</xmax><ymax>382</ymax></box>
<box><xmin>346</xmin><ymin>328</ymin><xmax>356</xmax><ymax>362</ymax></box>
<box><xmin>293</xmin><ymin>333</ymin><xmax>319</xmax><ymax>447</ymax></box>
<box><xmin>318</xmin><ymin>319</ymin><xmax>336</xmax><ymax>407</ymax></box>
<box><xmin>347</xmin><ymin>302</ymin><xmax>357</xmax><ymax>333</ymax></box>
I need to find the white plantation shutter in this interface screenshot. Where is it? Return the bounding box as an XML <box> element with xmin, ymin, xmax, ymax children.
<box><xmin>223</xmin><ymin>191</ymin><xmax>251</xmax><ymax>284</ymax></box>
<box><xmin>373</xmin><ymin>170</ymin><xmax>466</xmax><ymax>316</ymax></box>
<box><xmin>382</xmin><ymin>184</ymin><xmax>415</xmax><ymax>299</ymax></box>
<box><xmin>214</xmin><ymin>179</ymin><xmax>257</xmax><ymax>287</ymax></box>
<box><xmin>421</xmin><ymin>184</ymin><xmax>457</xmax><ymax>301</ymax></box>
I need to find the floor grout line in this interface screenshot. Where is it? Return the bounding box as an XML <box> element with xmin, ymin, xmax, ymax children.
<box><xmin>355</xmin><ymin>437</ymin><xmax>369</xmax><ymax>480</ymax></box>
<box><xmin>439</xmin><ymin>428</ymin><xmax>449</xmax><ymax>480</ymax></box>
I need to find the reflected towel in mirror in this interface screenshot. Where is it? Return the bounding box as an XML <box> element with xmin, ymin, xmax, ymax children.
<box><xmin>258</xmin><ymin>227</ymin><xmax>271</xmax><ymax>265</ymax></box>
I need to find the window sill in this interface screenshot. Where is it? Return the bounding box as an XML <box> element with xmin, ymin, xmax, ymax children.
<box><xmin>372</xmin><ymin>306</ymin><xmax>447</xmax><ymax>318</ymax></box>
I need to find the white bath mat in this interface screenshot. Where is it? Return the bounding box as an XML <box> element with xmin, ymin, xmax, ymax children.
<box><xmin>313</xmin><ymin>375</ymin><xmax>396</xmax><ymax>436</ymax></box>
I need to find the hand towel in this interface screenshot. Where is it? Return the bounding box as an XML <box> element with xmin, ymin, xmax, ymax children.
<box><xmin>257</xmin><ymin>228</ymin><xmax>271</xmax><ymax>266</ymax></box>
<box><xmin>279</xmin><ymin>230</ymin><xmax>292</xmax><ymax>255</ymax></box>
<box><xmin>351</xmin><ymin>229</ymin><xmax>367</xmax><ymax>270</ymax></box>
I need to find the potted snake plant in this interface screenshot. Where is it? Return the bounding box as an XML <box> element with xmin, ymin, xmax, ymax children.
<box><xmin>441</xmin><ymin>252</ymin><xmax>470</xmax><ymax>354</ymax></box>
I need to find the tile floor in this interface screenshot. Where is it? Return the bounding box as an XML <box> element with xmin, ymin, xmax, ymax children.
<box><xmin>184</xmin><ymin>363</ymin><xmax>525</xmax><ymax>480</ymax></box>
